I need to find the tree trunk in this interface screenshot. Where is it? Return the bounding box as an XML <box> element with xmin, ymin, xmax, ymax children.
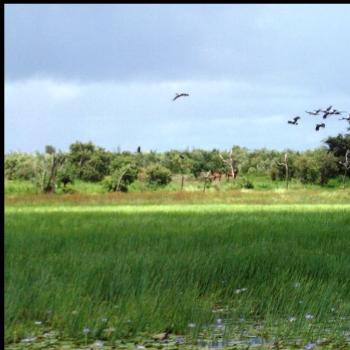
<box><xmin>116</xmin><ymin>167</ymin><xmax>129</xmax><ymax>192</ymax></box>
<box><xmin>181</xmin><ymin>175</ymin><xmax>184</xmax><ymax>191</ymax></box>
<box><xmin>284</xmin><ymin>153</ymin><xmax>289</xmax><ymax>190</ymax></box>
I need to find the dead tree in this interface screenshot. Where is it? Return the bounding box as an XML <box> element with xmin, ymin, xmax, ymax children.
<box><xmin>219</xmin><ymin>149</ymin><xmax>237</xmax><ymax>181</ymax></box>
<box><xmin>276</xmin><ymin>153</ymin><xmax>289</xmax><ymax>189</ymax></box>
<box><xmin>339</xmin><ymin>149</ymin><xmax>350</xmax><ymax>189</ymax></box>
<box><xmin>36</xmin><ymin>152</ymin><xmax>65</xmax><ymax>193</ymax></box>
<box><xmin>203</xmin><ymin>171</ymin><xmax>211</xmax><ymax>192</ymax></box>
<box><xmin>115</xmin><ymin>164</ymin><xmax>131</xmax><ymax>192</ymax></box>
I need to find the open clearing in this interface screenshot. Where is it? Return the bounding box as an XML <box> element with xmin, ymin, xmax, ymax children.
<box><xmin>5</xmin><ymin>198</ymin><xmax>350</xmax><ymax>349</ymax></box>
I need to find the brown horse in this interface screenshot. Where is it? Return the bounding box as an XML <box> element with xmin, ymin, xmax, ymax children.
<box><xmin>226</xmin><ymin>168</ymin><xmax>239</xmax><ymax>180</ymax></box>
<box><xmin>209</xmin><ymin>171</ymin><xmax>223</xmax><ymax>182</ymax></box>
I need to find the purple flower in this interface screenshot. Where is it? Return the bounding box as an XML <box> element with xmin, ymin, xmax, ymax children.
<box><xmin>305</xmin><ymin>343</ymin><xmax>316</xmax><ymax>349</ymax></box>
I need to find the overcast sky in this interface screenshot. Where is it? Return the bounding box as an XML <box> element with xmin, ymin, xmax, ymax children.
<box><xmin>5</xmin><ymin>4</ymin><xmax>350</xmax><ymax>153</ymax></box>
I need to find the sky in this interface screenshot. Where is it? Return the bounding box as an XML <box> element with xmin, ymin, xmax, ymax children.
<box><xmin>5</xmin><ymin>4</ymin><xmax>350</xmax><ymax>153</ymax></box>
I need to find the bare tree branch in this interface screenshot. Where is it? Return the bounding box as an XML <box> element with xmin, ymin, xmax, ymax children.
<box><xmin>276</xmin><ymin>153</ymin><xmax>289</xmax><ymax>189</ymax></box>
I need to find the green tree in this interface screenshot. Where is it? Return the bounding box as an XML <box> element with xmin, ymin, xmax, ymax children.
<box><xmin>5</xmin><ymin>152</ymin><xmax>36</xmax><ymax>181</ymax></box>
<box><xmin>34</xmin><ymin>149</ymin><xmax>66</xmax><ymax>193</ymax></box>
<box><xmin>103</xmin><ymin>164</ymin><xmax>139</xmax><ymax>192</ymax></box>
<box><xmin>145</xmin><ymin>164</ymin><xmax>172</xmax><ymax>186</ymax></box>
<box><xmin>68</xmin><ymin>141</ymin><xmax>111</xmax><ymax>181</ymax></box>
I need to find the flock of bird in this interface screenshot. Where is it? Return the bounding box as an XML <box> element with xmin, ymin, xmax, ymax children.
<box><xmin>287</xmin><ymin>105</ymin><xmax>350</xmax><ymax>131</ymax></box>
<box><xmin>171</xmin><ymin>93</ymin><xmax>349</xmax><ymax>132</ymax></box>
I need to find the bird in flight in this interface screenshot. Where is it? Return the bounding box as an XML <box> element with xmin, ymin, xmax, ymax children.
<box><xmin>321</xmin><ymin>106</ymin><xmax>334</xmax><ymax>119</ymax></box>
<box><xmin>288</xmin><ymin>116</ymin><xmax>301</xmax><ymax>125</ymax></box>
<box><xmin>322</xmin><ymin>106</ymin><xmax>333</xmax><ymax>113</ymax></box>
<box><xmin>315</xmin><ymin>123</ymin><xmax>326</xmax><ymax>131</ymax></box>
<box><xmin>173</xmin><ymin>93</ymin><xmax>189</xmax><ymax>101</ymax></box>
<box><xmin>306</xmin><ymin>109</ymin><xmax>322</xmax><ymax>116</ymax></box>
<box><xmin>339</xmin><ymin>115</ymin><xmax>350</xmax><ymax>122</ymax></box>
<box><xmin>322</xmin><ymin>111</ymin><xmax>333</xmax><ymax>119</ymax></box>
<box><xmin>329</xmin><ymin>109</ymin><xmax>346</xmax><ymax>115</ymax></box>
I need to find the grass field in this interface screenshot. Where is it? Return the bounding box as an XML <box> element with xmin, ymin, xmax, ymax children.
<box><xmin>5</xmin><ymin>195</ymin><xmax>350</xmax><ymax>349</ymax></box>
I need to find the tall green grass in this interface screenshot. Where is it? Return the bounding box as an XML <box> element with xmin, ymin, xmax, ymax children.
<box><xmin>5</xmin><ymin>175</ymin><xmax>350</xmax><ymax>195</ymax></box>
<box><xmin>5</xmin><ymin>205</ymin><xmax>350</xmax><ymax>346</ymax></box>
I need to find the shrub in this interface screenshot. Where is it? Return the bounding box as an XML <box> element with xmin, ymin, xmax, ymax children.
<box><xmin>4</xmin><ymin>153</ymin><xmax>36</xmax><ymax>181</ymax></box>
<box><xmin>145</xmin><ymin>164</ymin><xmax>172</xmax><ymax>186</ymax></box>
<box><xmin>103</xmin><ymin>165</ymin><xmax>139</xmax><ymax>192</ymax></box>
<box><xmin>241</xmin><ymin>179</ymin><xmax>254</xmax><ymax>189</ymax></box>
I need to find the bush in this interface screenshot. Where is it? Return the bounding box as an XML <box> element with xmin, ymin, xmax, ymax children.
<box><xmin>5</xmin><ymin>153</ymin><xmax>36</xmax><ymax>181</ymax></box>
<box><xmin>57</xmin><ymin>163</ymin><xmax>75</xmax><ymax>188</ymax></box>
<box><xmin>103</xmin><ymin>165</ymin><xmax>139</xmax><ymax>192</ymax></box>
<box><xmin>241</xmin><ymin>179</ymin><xmax>254</xmax><ymax>189</ymax></box>
<box><xmin>145</xmin><ymin>164</ymin><xmax>172</xmax><ymax>186</ymax></box>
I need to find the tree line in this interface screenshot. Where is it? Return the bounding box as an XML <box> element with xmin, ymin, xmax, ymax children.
<box><xmin>4</xmin><ymin>132</ymin><xmax>350</xmax><ymax>193</ymax></box>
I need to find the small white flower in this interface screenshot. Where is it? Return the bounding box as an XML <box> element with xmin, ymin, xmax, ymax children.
<box><xmin>83</xmin><ymin>327</ymin><xmax>91</xmax><ymax>334</ymax></box>
<box><xmin>137</xmin><ymin>345</ymin><xmax>145</xmax><ymax>349</ymax></box>
<box><xmin>305</xmin><ymin>314</ymin><xmax>314</xmax><ymax>320</ymax></box>
<box><xmin>294</xmin><ymin>282</ymin><xmax>301</xmax><ymax>288</ymax></box>
<box><xmin>34</xmin><ymin>321</ymin><xmax>42</xmax><ymax>325</ymax></box>
<box><xmin>216</xmin><ymin>318</ymin><xmax>223</xmax><ymax>324</ymax></box>
<box><xmin>235</xmin><ymin>289</ymin><xmax>242</xmax><ymax>294</ymax></box>
<box><xmin>72</xmin><ymin>310</ymin><xmax>78</xmax><ymax>315</ymax></box>
<box><xmin>241</xmin><ymin>288</ymin><xmax>248</xmax><ymax>292</ymax></box>
<box><xmin>104</xmin><ymin>327</ymin><xmax>116</xmax><ymax>333</ymax></box>
<box><xmin>94</xmin><ymin>340</ymin><xmax>104</xmax><ymax>347</ymax></box>
<box><xmin>21</xmin><ymin>337</ymin><xmax>36</xmax><ymax>343</ymax></box>
<box><xmin>101</xmin><ymin>317</ymin><xmax>108</xmax><ymax>322</ymax></box>
<box><xmin>289</xmin><ymin>317</ymin><xmax>297</xmax><ymax>322</ymax></box>
<box><xmin>188</xmin><ymin>322</ymin><xmax>196</xmax><ymax>328</ymax></box>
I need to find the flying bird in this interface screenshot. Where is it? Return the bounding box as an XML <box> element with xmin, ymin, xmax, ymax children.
<box><xmin>315</xmin><ymin>123</ymin><xmax>325</xmax><ymax>131</ymax></box>
<box><xmin>323</xmin><ymin>106</ymin><xmax>333</xmax><ymax>113</ymax></box>
<box><xmin>305</xmin><ymin>109</ymin><xmax>322</xmax><ymax>116</ymax></box>
<box><xmin>339</xmin><ymin>115</ymin><xmax>350</xmax><ymax>122</ymax></box>
<box><xmin>322</xmin><ymin>111</ymin><xmax>333</xmax><ymax>119</ymax></box>
<box><xmin>329</xmin><ymin>109</ymin><xmax>346</xmax><ymax>115</ymax></box>
<box><xmin>173</xmin><ymin>93</ymin><xmax>189</xmax><ymax>101</ymax></box>
<box><xmin>288</xmin><ymin>116</ymin><xmax>301</xmax><ymax>125</ymax></box>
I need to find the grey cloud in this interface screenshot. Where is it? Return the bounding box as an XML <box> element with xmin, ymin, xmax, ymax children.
<box><xmin>5</xmin><ymin>4</ymin><xmax>350</xmax><ymax>91</ymax></box>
